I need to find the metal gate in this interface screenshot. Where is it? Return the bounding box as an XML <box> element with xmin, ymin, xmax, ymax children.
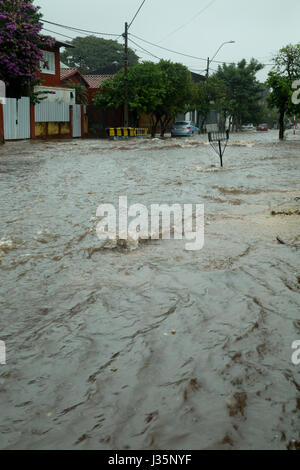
<box><xmin>3</xmin><ymin>97</ymin><xmax>30</xmax><ymax>140</ymax></box>
<box><xmin>72</xmin><ymin>104</ymin><xmax>81</xmax><ymax>138</ymax></box>
<box><xmin>35</xmin><ymin>101</ymin><xmax>70</xmax><ymax>122</ymax></box>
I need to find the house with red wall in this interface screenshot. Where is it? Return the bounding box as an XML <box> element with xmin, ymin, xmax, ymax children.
<box><xmin>60</xmin><ymin>68</ymin><xmax>90</xmax><ymax>89</ymax></box>
<box><xmin>82</xmin><ymin>75</ymin><xmax>113</xmax><ymax>104</ymax></box>
<box><xmin>35</xmin><ymin>40</ymin><xmax>76</xmax><ymax>104</ymax></box>
<box><xmin>60</xmin><ymin>68</ymin><xmax>113</xmax><ymax>104</ymax></box>
<box><xmin>35</xmin><ymin>36</ymin><xmax>113</xmax><ymax>105</ymax></box>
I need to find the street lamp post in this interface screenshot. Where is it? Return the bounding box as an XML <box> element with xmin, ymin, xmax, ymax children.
<box><xmin>206</xmin><ymin>41</ymin><xmax>235</xmax><ymax>78</ymax></box>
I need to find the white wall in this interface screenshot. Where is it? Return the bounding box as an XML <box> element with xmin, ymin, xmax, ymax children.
<box><xmin>34</xmin><ymin>86</ymin><xmax>76</xmax><ymax>105</ymax></box>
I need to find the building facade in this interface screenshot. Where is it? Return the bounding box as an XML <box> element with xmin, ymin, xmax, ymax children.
<box><xmin>35</xmin><ymin>40</ymin><xmax>76</xmax><ymax>104</ymax></box>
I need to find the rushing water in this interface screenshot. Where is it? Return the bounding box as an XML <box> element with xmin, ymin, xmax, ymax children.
<box><xmin>0</xmin><ymin>131</ymin><xmax>299</xmax><ymax>450</ymax></box>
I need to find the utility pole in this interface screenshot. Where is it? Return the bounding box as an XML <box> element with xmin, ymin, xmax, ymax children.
<box><xmin>122</xmin><ymin>1</ymin><xmax>147</xmax><ymax>128</ymax></box>
<box><xmin>206</xmin><ymin>57</ymin><xmax>210</xmax><ymax>79</ymax></box>
<box><xmin>123</xmin><ymin>22</ymin><xmax>129</xmax><ymax>128</ymax></box>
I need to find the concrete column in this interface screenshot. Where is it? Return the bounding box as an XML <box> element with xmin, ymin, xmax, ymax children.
<box><xmin>81</xmin><ymin>105</ymin><xmax>84</xmax><ymax>138</ymax></box>
<box><xmin>70</xmin><ymin>105</ymin><xmax>73</xmax><ymax>138</ymax></box>
<box><xmin>0</xmin><ymin>103</ymin><xmax>4</xmax><ymax>144</ymax></box>
<box><xmin>30</xmin><ymin>103</ymin><xmax>35</xmax><ymax>140</ymax></box>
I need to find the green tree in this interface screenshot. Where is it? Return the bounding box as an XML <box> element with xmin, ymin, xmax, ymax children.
<box><xmin>93</xmin><ymin>60</ymin><xmax>194</xmax><ymax>137</ymax></box>
<box><xmin>267</xmin><ymin>44</ymin><xmax>300</xmax><ymax>140</ymax></box>
<box><xmin>214</xmin><ymin>59</ymin><xmax>264</xmax><ymax>130</ymax></box>
<box><xmin>60</xmin><ymin>36</ymin><xmax>139</xmax><ymax>75</ymax></box>
<box><xmin>254</xmin><ymin>96</ymin><xmax>279</xmax><ymax>129</ymax></box>
<box><xmin>154</xmin><ymin>61</ymin><xmax>194</xmax><ymax>137</ymax></box>
<box><xmin>192</xmin><ymin>76</ymin><xmax>226</xmax><ymax>131</ymax></box>
<box><xmin>94</xmin><ymin>61</ymin><xmax>165</xmax><ymax>133</ymax></box>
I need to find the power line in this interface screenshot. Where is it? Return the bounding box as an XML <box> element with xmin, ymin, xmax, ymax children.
<box><xmin>128</xmin><ymin>38</ymin><xmax>162</xmax><ymax>60</ymax></box>
<box><xmin>42</xmin><ymin>28</ymin><xmax>77</xmax><ymax>41</ymax></box>
<box><xmin>42</xmin><ymin>24</ymin><xmax>223</xmax><ymax>68</ymax></box>
<box><xmin>42</xmin><ymin>27</ymin><xmax>125</xmax><ymax>49</ymax></box>
<box><xmin>158</xmin><ymin>0</ymin><xmax>218</xmax><ymax>43</ymax></box>
<box><xmin>130</xmin><ymin>33</ymin><xmax>208</xmax><ymax>62</ymax></box>
<box><xmin>128</xmin><ymin>0</ymin><xmax>147</xmax><ymax>30</ymax></box>
<box><xmin>189</xmin><ymin>68</ymin><xmax>208</xmax><ymax>73</ymax></box>
<box><xmin>42</xmin><ymin>19</ymin><xmax>275</xmax><ymax>68</ymax></box>
<box><xmin>130</xmin><ymin>33</ymin><xmax>275</xmax><ymax>67</ymax></box>
<box><xmin>42</xmin><ymin>19</ymin><xmax>120</xmax><ymax>37</ymax></box>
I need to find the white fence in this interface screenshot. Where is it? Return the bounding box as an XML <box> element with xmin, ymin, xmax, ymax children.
<box><xmin>35</xmin><ymin>101</ymin><xmax>70</xmax><ymax>123</ymax></box>
<box><xmin>3</xmin><ymin>97</ymin><xmax>30</xmax><ymax>140</ymax></box>
<box><xmin>72</xmin><ymin>104</ymin><xmax>81</xmax><ymax>138</ymax></box>
<box><xmin>1</xmin><ymin>98</ymin><xmax>85</xmax><ymax>141</ymax></box>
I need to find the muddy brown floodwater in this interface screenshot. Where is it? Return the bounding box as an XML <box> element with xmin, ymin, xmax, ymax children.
<box><xmin>0</xmin><ymin>130</ymin><xmax>299</xmax><ymax>450</ymax></box>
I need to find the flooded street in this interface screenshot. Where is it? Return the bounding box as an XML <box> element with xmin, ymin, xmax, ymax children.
<box><xmin>0</xmin><ymin>130</ymin><xmax>299</xmax><ymax>450</ymax></box>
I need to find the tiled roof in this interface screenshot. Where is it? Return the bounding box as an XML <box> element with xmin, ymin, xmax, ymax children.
<box><xmin>83</xmin><ymin>75</ymin><xmax>113</xmax><ymax>89</ymax></box>
<box><xmin>60</xmin><ymin>68</ymin><xmax>90</xmax><ymax>88</ymax></box>
<box><xmin>60</xmin><ymin>68</ymin><xmax>79</xmax><ymax>80</ymax></box>
<box><xmin>60</xmin><ymin>69</ymin><xmax>114</xmax><ymax>89</ymax></box>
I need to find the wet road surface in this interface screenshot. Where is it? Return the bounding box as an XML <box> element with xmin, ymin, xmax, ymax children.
<box><xmin>0</xmin><ymin>131</ymin><xmax>299</xmax><ymax>450</ymax></box>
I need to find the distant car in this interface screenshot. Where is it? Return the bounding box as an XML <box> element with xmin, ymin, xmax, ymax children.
<box><xmin>171</xmin><ymin>121</ymin><xmax>199</xmax><ymax>137</ymax></box>
<box><xmin>241</xmin><ymin>123</ymin><xmax>255</xmax><ymax>131</ymax></box>
<box><xmin>257</xmin><ymin>123</ymin><xmax>269</xmax><ymax>131</ymax></box>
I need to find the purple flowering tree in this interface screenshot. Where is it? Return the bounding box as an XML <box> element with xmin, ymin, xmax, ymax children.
<box><xmin>0</xmin><ymin>0</ymin><xmax>53</xmax><ymax>98</ymax></box>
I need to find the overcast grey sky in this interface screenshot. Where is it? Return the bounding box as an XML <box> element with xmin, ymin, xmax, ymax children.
<box><xmin>37</xmin><ymin>0</ymin><xmax>300</xmax><ymax>81</ymax></box>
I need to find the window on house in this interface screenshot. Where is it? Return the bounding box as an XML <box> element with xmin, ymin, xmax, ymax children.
<box><xmin>40</xmin><ymin>51</ymin><xmax>55</xmax><ymax>75</ymax></box>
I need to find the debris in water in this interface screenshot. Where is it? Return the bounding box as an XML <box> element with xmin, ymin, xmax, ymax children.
<box><xmin>0</xmin><ymin>238</ymin><xmax>18</xmax><ymax>253</ymax></box>
<box><xmin>272</xmin><ymin>209</ymin><xmax>300</xmax><ymax>216</ymax></box>
<box><xmin>271</xmin><ymin>199</ymin><xmax>300</xmax><ymax>216</ymax></box>
<box><xmin>276</xmin><ymin>236</ymin><xmax>300</xmax><ymax>249</ymax></box>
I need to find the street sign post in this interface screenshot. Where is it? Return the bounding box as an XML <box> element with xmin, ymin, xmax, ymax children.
<box><xmin>207</xmin><ymin>128</ymin><xmax>230</xmax><ymax>168</ymax></box>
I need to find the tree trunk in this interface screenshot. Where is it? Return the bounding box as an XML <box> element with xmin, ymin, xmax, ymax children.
<box><xmin>159</xmin><ymin>118</ymin><xmax>164</xmax><ymax>138</ymax></box>
<box><xmin>200</xmin><ymin>115</ymin><xmax>207</xmax><ymax>132</ymax></box>
<box><xmin>160</xmin><ymin>117</ymin><xmax>172</xmax><ymax>138</ymax></box>
<box><xmin>151</xmin><ymin>117</ymin><xmax>159</xmax><ymax>138</ymax></box>
<box><xmin>279</xmin><ymin>109</ymin><xmax>285</xmax><ymax>140</ymax></box>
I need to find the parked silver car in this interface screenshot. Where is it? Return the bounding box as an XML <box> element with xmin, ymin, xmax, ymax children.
<box><xmin>171</xmin><ymin>121</ymin><xmax>199</xmax><ymax>137</ymax></box>
<box><xmin>241</xmin><ymin>123</ymin><xmax>255</xmax><ymax>131</ymax></box>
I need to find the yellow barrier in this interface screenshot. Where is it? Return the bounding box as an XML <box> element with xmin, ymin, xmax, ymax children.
<box><xmin>106</xmin><ymin>128</ymin><xmax>148</xmax><ymax>138</ymax></box>
<box><xmin>135</xmin><ymin>128</ymin><xmax>148</xmax><ymax>137</ymax></box>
